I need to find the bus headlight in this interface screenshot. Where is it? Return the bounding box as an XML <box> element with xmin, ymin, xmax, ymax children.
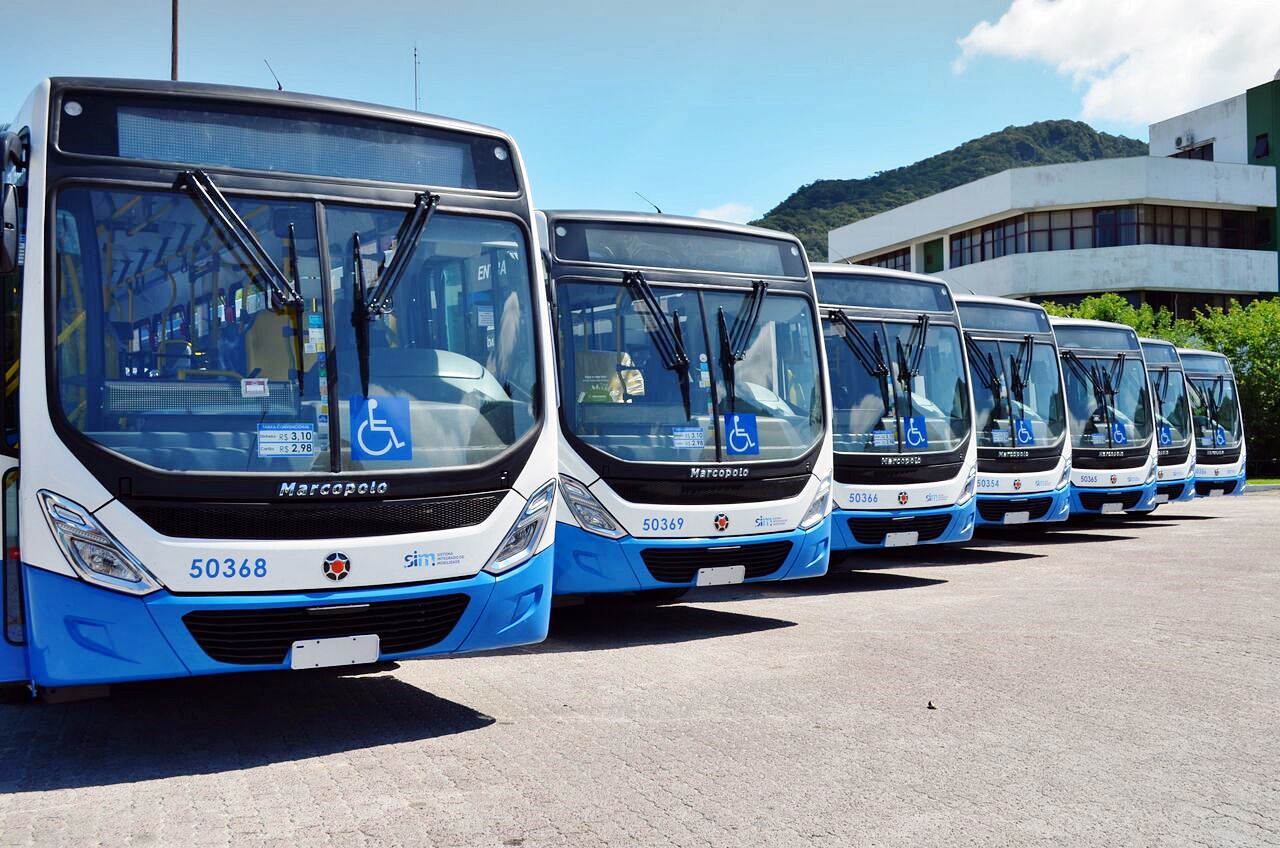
<box><xmin>1057</xmin><ymin>457</ymin><xmax>1072</xmax><ymax>489</ymax></box>
<box><xmin>484</xmin><ymin>479</ymin><xmax>556</xmax><ymax>575</ymax></box>
<box><xmin>1145</xmin><ymin>460</ymin><xmax>1158</xmax><ymax>485</ymax></box>
<box><xmin>559</xmin><ymin>475</ymin><xmax>626</xmax><ymax>539</ymax></box>
<box><xmin>799</xmin><ymin>476</ymin><xmax>832</xmax><ymax>530</ymax></box>
<box><xmin>38</xmin><ymin>491</ymin><xmax>160</xmax><ymax>595</ymax></box>
<box><xmin>956</xmin><ymin>468</ymin><xmax>977</xmax><ymax>506</ymax></box>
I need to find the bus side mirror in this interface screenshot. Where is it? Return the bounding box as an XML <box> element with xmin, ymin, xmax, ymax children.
<box><xmin>0</xmin><ymin>184</ymin><xmax>16</xmax><ymax>275</ymax></box>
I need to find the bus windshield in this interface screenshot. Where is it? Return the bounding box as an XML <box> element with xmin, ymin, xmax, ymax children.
<box><xmin>1060</xmin><ymin>353</ymin><xmax>1153</xmax><ymax>449</ymax></box>
<box><xmin>1148</xmin><ymin>366</ymin><xmax>1193</xmax><ymax>449</ymax></box>
<box><xmin>1188</xmin><ymin>374</ymin><xmax>1242</xmax><ymax>449</ymax></box>
<box><xmin>825</xmin><ymin>316</ymin><xmax>971</xmax><ymax>455</ymax></box>
<box><xmin>557</xmin><ymin>280</ymin><xmax>823</xmax><ymax>462</ymax></box>
<box><xmin>54</xmin><ymin>185</ymin><xmax>538</xmax><ymax>473</ymax></box>
<box><xmin>967</xmin><ymin>337</ymin><xmax>1065</xmax><ymax>450</ymax></box>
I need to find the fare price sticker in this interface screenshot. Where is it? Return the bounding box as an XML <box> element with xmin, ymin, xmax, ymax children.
<box><xmin>257</xmin><ymin>422</ymin><xmax>316</xmax><ymax>458</ymax></box>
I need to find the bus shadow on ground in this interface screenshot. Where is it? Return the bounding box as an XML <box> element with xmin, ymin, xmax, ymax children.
<box><xmin>695</xmin><ymin>569</ymin><xmax>947</xmax><ymax>602</ymax></box>
<box><xmin>0</xmin><ymin>667</ymin><xmax>491</xmax><ymax>792</ymax></box>
<box><xmin>974</xmin><ymin>526</ymin><xmax>1140</xmax><ymax>546</ymax></box>
<box><xmin>516</xmin><ymin>603</ymin><xmax>797</xmax><ymax>654</ymax></box>
<box><xmin>831</xmin><ymin>546</ymin><xmax>1044</xmax><ymax>570</ymax></box>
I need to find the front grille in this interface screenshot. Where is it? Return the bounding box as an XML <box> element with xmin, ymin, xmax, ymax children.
<box><xmin>1079</xmin><ymin>491</ymin><xmax>1143</xmax><ymax>511</ymax></box>
<box><xmin>126</xmin><ymin>492</ymin><xmax>505</xmax><ymax>540</ymax></box>
<box><xmin>183</xmin><ymin>595</ymin><xmax>470</xmax><ymax>665</ymax></box>
<box><xmin>605</xmin><ymin>475</ymin><xmax>809</xmax><ymax>505</ymax></box>
<box><xmin>977</xmin><ymin>496</ymin><xmax>1052</xmax><ymax>522</ymax></box>
<box><xmin>1157</xmin><ymin>482</ymin><xmax>1187</xmax><ymax>501</ymax></box>
<box><xmin>640</xmin><ymin>541</ymin><xmax>793</xmax><ymax>583</ymax></box>
<box><xmin>847</xmin><ymin>512</ymin><xmax>952</xmax><ymax>545</ymax></box>
<box><xmin>1195</xmin><ymin>479</ymin><xmax>1239</xmax><ymax>497</ymax></box>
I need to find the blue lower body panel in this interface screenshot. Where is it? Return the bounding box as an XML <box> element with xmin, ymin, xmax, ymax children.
<box><xmin>1194</xmin><ymin>469</ymin><xmax>1247</xmax><ymax>497</ymax></box>
<box><xmin>19</xmin><ymin>548</ymin><xmax>553</xmax><ymax>687</ymax></box>
<box><xmin>974</xmin><ymin>487</ymin><xmax>1071</xmax><ymax>527</ymax></box>
<box><xmin>1068</xmin><ymin>481</ymin><xmax>1158</xmax><ymax>515</ymax></box>
<box><xmin>552</xmin><ymin>517</ymin><xmax>831</xmax><ymax>596</ymax></box>
<box><xmin>831</xmin><ymin>501</ymin><xmax>975</xmax><ymax>551</ymax></box>
<box><xmin>1156</xmin><ymin>475</ymin><xmax>1197</xmax><ymax>504</ymax></box>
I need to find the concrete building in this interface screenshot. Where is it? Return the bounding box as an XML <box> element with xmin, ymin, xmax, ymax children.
<box><xmin>828</xmin><ymin>77</ymin><xmax>1280</xmax><ymax>316</ymax></box>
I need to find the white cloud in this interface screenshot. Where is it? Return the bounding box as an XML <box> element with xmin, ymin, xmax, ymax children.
<box><xmin>694</xmin><ymin>202</ymin><xmax>755</xmax><ymax>224</ymax></box>
<box><xmin>955</xmin><ymin>0</ymin><xmax>1280</xmax><ymax>125</ymax></box>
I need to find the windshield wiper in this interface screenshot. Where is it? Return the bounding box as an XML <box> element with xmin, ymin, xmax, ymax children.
<box><xmin>176</xmin><ymin>170</ymin><xmax>300</xmax><ymax>310</ymax></box>
<box><xmin>963</xmin><ymin>332</ymin><xmax>1005</xmax><ymax>427</ymax></box>
<box><xmin>364</xmin><ymin>192</ymin><xmax>440</xmax><ymax>316</ymax></box>
<box><xmin>1152</xmin><ymin>365</ymin><xmax>1170</xmax><ymax>411</ymax></box>
<box><xmin>176</xmin><ymin>170</ymin><xmax>306</xmax><ymax>396</ymax></box>
<box><xmin>831</xmin><ymin>309</ymin><xmax>893</xmax><ymax>422</ymax></box>
<box><xmin>1008</xmin><ymin>334</ymin><xmax>1033</xmax><ymax>410</ymax></box>
<box><xmin>894</xmin><ymin>314</ymin><xmax>930</xmax><ymax>419</ymax></box>
<box><xmin>1063</xmin><ymin>350</ymin><xmax>1112</xmax><ymax>446</ymax></box>
<box><xmin>622</xmin><ymin>271</ymin><xmax>691</xmax><ymax>418</ymax></box>
<box><xmin>716</xmin><ymin>280</ymin><xmax>769</xmax><ymax>411</ymax></box>
<box><xmin>350</xmin><ymin>233</ymin><xmax>374</xmax><ymax>398</ymax></box>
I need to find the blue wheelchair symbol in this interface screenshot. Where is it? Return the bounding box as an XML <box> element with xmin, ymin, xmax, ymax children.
<box><xmin>1158</xmin><ymin>425</ymin><xmax>1172</xmax><ymax>447</ymax></box>
<box><xmin>1215</xmin><ymin>425</ymin><xmax>1227</xmax><ymax>447</ymax></box>
<box><xmin>1111</xmin><ymin>422</ymin><xmax>1129</xmax><ymax>446</ymax></box>
<box><xmin>904</xmin><ymin>415</ymin><xmax>929</xmax><ymax>449</ymax></box>
<box><xmin>1014</xmin><ymin>419</ymin><xmax>1034</xmax><ymax>446</ymax></box>
<box><xmin>350</xmin><ymin>396</ymin><xmax>412</xmax><ymax>460</ymax></box>
<box><xmin>724</xmin><ymin>413</ymin><xmax>760</xmax><ymax>456</ymax></box>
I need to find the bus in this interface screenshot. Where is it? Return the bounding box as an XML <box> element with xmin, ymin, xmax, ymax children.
<box><xmin>0</xmin><ymin>78</ymin><xmax>559</xmax><ymax>692</ymax></box>
<box><xmin>1049</xmin><ymin>318</ymin><xmax>1157</xmax><ymax>516</ymax></box>
<box><xmin>1178</xmin><ymin>348</ymin><xmax>1247</xmax><ymax>497</ymax></box>
<box><xmin>813</xmin><ymin>265</ymin><xmax>977</xmax><ymax>551</ymax></box>
<box><xmin>543</xmin><ymin>211</ymin><xmax>832</xmax><ymax>598</ymax></box>
<box><xmin>1139</xmin><ymin>338</ymin><xmax>1197</xmax><ymax>505</ymax></box>
<box><xmin>956</xmin><ymin>295</ymin><xmax>1071</xmax><ymax>526</ymax></box>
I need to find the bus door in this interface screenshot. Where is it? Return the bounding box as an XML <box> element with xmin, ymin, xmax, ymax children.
<box><xmin>0</xmin><ymin>169</ymin><xmax>26</xmax><ymax>683</ymax></box>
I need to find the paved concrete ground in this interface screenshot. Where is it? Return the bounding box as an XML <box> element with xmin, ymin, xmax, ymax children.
<box><xmin>2</xmin><ymin>492</ymin><xmax>1278</xmax><ymax>847</ymax></box>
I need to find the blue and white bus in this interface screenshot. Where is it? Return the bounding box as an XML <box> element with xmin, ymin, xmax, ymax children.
<box><xmin>1050</xmin><ymin>318</ymin><xmax>1157</xmax><ymax>516</ymax></box>
<box><xmin>543</xmin><ymin>211</ymin><xmax>832</xmax><ymax>599</ymax></box>
<box><xmin>1139</xmin><ymin>338</ymin><xmax>1197</xmax><ymax>505</ymax></box>
<box><xmin>956</xmin><ymin>296</ymin><xmax>1071</xmax><ymax>526</ymax></box>
<box><xmin>1179</xmin><ymin>348</ymin><xmax>1247</xmax><ymax>497</ymax></box>
<box><xmin>0</xmin><ymin>79</ymin><xmax>559</xmax><ymax>693</ymax></box>
<box><xmin>814</xmin><ymin>265</ymin><xmax>976</xmax><ymax>550</ymax></box>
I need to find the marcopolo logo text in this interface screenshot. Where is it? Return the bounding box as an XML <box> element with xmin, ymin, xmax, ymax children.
<box><xmin>689</xmin><ymin>466</ymin><xmax>750</xmax><ymax>479</ymax></box>
<box><xmin>278</xmin><ymin>480</ymin><xmax>390</xmax><ymax>497</ymax></box>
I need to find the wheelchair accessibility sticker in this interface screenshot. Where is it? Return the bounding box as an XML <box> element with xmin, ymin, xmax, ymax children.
<box><xmin>1014</xmin><ymin>418</ymin><xmax>1035</xmax><ymax>447</ymax></box>
<box><xmin>904</xmin><ymin>415</ymin><xmax>928</xmax><ymax>449</ymax></box>
<box><xmin>1215</xmin><ymin>425</ymin><xmax>1227</xmax><ymax>447</ymax></box>
<box><xmin>1159</xmin><ymin>425</ymin><xmax>1172</xmax><ymax>446</ymax></box>
<box><xmin>350</xmin><ymin>396</ymin><xmax>412</xmax><ymax>461</ymax></box>
<box><xmin>1111</xmin><ymin>422</ymin><xmax>1129</xmax><ymax>446</ymax></box>
<box><xmin>723</xmin><ymin>413</ymin><xmax>760</xmax><ymax>456</ymax></box>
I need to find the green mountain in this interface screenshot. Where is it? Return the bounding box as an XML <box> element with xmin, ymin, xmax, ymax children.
<box><xmin>752</xmin><ymin>120</ymin><xmax>1149</xmax><ymax>261</ymax></box>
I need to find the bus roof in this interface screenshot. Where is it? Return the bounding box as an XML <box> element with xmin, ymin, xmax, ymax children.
<box><xmin>956</xmin><ymin>294</ymin><xmax>1052</xmax><ymax>333</ymax></box>
<box><xmin>810</xmin><ymin>263</ymin><xmax>956</xmax><ymax>313</ymax></box>
<box><xmin>44</xmin><ymin>77</ymin><xmax>513</xmax><ymax>143</ymax></box>
<box><xmin>1049</xmin><ymin>316</ymin><xmax>1141</xmax><ymax>351</ymax></box>
<box><xmin>810</xmin><ymin>262</ymin><xmax>948</xmax><ymax>287</ymax></box>
<box><xmin>1138</xmin><ymin>336</ymin><xmax>1176</xmax><ymax>349</ymax></box>
<box><xmin>542</xmin><ymin>209</ymin><xmax>804</xmax><ymax>245</ymax></box>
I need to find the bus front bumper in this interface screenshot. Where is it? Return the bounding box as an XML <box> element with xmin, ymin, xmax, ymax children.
<box><xmin>830</xmin><ymin>501</ymin><xmax>976</xmax><ymax>551</ymax></box>
<box><xmin>21</xmin><ymin>548</ymin><xmax>553</xmax><ymax>688</ymax></box>
<box><xmin>551</xmin><ymin>517</ymin><xmax>831</xmax><ymax>596</ymax></box>
<box><xmin>1194</xmin><ymin>468</ymin><xmax>1247</xmax><ymax>498</ymax></box>
<box><xmin>974</xmin><ymin>487</ymin><xmax>1071</xmax><ymax>527</ymax></box>
<box><xmin>1155</xmin><ymin>475</ymin><xmax>1198</xmax><ymax>504</ymax></box>
<box><xmin>1068</xmin><ymin>482</ymin><xmax>1158</xmax><ymax>515</ymax></box>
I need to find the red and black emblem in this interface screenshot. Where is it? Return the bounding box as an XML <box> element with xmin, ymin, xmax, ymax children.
<box><xmin>1013</xmin><ymin>479</ymin><xmax>1022</xmax><ymax>491</ymax></box>
<box><xmin>323</xmin><ymin>551</ymin><xmax>351</xmax><ymax>581</ymax></box>
<box><xmin>897</xmin><ymin>491</ymin><xmax>909</xmax><ymax>506</ymax></box>
<box><xmin>1109</xmin><ymin>474</ymin><xmax>1118</xmax><ymax>485</ymax></box>
<box><xmin>713</xmin><ymin>513</ymin><xmax>730</xmax><ymax>532</ymax></box>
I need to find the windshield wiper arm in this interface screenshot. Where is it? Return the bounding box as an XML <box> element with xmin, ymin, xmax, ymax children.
<box><xmin>1008</xmin><ymin>334</ymin><xmax>1033</xmax><ymax>410</ymax></box>
<box><xmin>350</xmin><ymin>232</ymin><xmax>374</xmax><ymax>398</ymax></box>
<box><xmin>716</xmin><ymin>280</ymin><xmax>770</xmax><ymax>412</ymax></box>
<box><xmin>831</xmin><ymin>310</ymin><xmax>892</xmax><ymax>421</ymax></box>
<box><xmin>176</xmin><ymin>170</ymin><xmax>299</xmax><ymax>309</ymax></box>
<box><xmin>364</xmin><ymin>192</ymin><xmax>440</xmax><ymax>316</ymax></box>
<box><xmin>963</xmin><ymin>332</ymin><xmax>1004</xmax><ymax>424</ymax></box>
<box><xmin>620</xmin><ymin>270</ymin><xmax>691</xmax><ymax>418</ymax></box>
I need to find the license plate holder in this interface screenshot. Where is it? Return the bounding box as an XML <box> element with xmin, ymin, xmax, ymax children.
<box><xmin>1101</xmin><ymin>502</ymin><xmax>1125</xmax><ymax>514</ymax></box>
<box><xmin>1155</xmin><ymin>494</ymin><xmax>1170</xmax><ymax>504</ymax></box>
<box><xmin>290</xmin><ymin>634</ymin><xmax>380</xmax><ymax>670</ymax></box>
<box><xmin>1209</xmin><ymin>488</ymin><xmax>1224</xmax><ymax>497</ymax></box>
<box><xmin>1003</xmin><ymin>511</ymin><xmax>1030</xmax><ymax>525</ymax></box>
<box><xmin>884</xmin><ymin>531</ymin><xmax>920</xmax><ymax>547</ymax></box>
<box><xmin>695</xmin><ymin>565</ymin><xmax>746</xmax><ymax>586</ymax></box>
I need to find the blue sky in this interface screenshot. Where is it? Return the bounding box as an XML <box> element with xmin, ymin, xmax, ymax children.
<box><xmin>0</xmin><ymin>0</ymin><xmax>1243</xmax><ymax>222</ymax></box>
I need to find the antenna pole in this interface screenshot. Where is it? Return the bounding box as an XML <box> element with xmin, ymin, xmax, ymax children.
<box><xmin>635</xmin><ymin>192</ymin><xmax>662</xmax><ymax>214</ymax></box>
<box><xmin>413</xmin><ymin>44</ymin><xmax>421</xmax><ymax>110</ymax></box>
<box><xmin>170</xmin><ymin>0</ymin><xmax>179</xmax><ymax>81</ymax></box>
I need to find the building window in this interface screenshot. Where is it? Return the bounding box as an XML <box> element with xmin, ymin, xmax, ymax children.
<box><xmin>858</xmin><ymin>246</ymin><xmax>910</xmax><ymax>272</ymax></box>
<box><xmin>1255</xmin><ymin>133</ymin><xmax>1270</xmax><ymax>160</ymax></box>
<box><xmin>1172</xmin><ymin>142</ymin><xmax>1214</xmax><ymax>161</ymax></box>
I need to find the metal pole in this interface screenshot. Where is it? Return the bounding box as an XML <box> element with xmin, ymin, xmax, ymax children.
<box><xmin>170</xmin><ymin>0</ymin><xmax>179</xmax><ymax>81</ymax></box>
